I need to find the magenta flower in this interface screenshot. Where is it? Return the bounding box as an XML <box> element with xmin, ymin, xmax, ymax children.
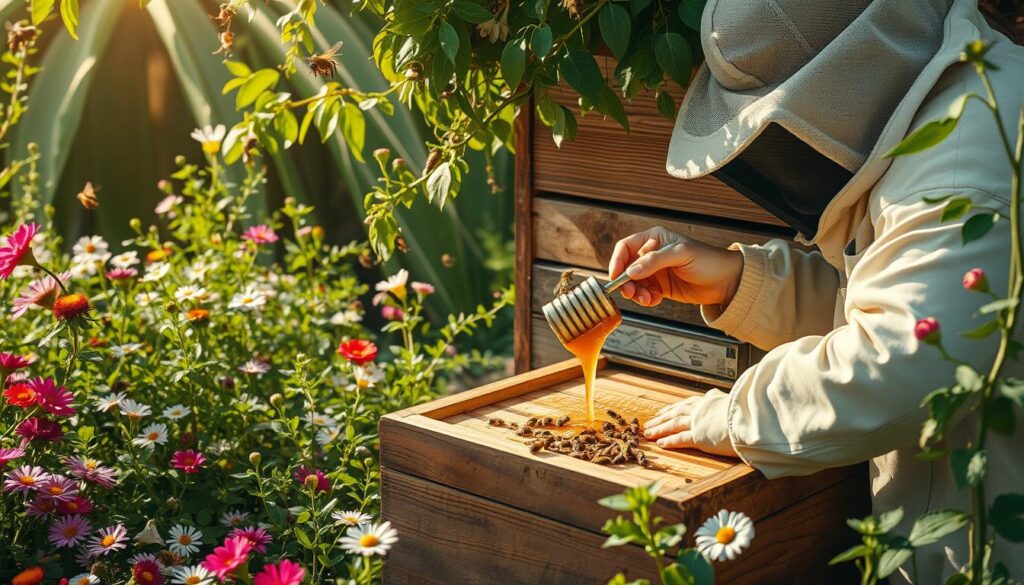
<box><xmin>66</xmin><ymin>456</ymin><xmax>118</xmax><ymax>488</ymax></box>
<box><xmin>38</xmin><ymin>474</ymin><xmax>78</xmax><ymax>502</ymax></box>
<box><xmin>11</xmin><ymin>271</ymin><xmax>68</xmax><ymax>319</ymax></box>
<box><xmin>381</xmin><ymin>305</ymin><xmax>404</xmax><ymax>321</ymax></box>
<box><xmin>254</xmin><ymin>559</ymin><xmax>305</xmax><ymax>585</ymax></box>
<box><xmin>962</xmin><ymin>268</ymin><xmax>989</xmax><ymax>292</ymax></box>
<box><xmin>914</xmin><ymin>317</ymin><xmax>941</xmax><ymax>345</ymax></box>
<box><xmin>229</xmin><ymin>525</ymin><xmax>273</xmax><ymax>553</ymax></box>
<box><xmin>30</xmin><ymin>377</ymin><xmax>76</xmax><ymax>417</ymax></box>
<box><xmin>171</xmin><ymin>449</ymin><xmax>207</xmax><ymax>473</ymax></box>
<box><xmin>242</xmin><ymin>224</ymin><xmax>279</xmax><ymax>245</ymax></box>
<box><xmin>132</xmin><ymin>559</ymin><xmax>165</xmax><ymax>585</ymax></box>
<box><xmin>3</xmin><ymin>464</ymin><xmax>50</xmax><ymax>493</ymax></box>
<box><xmin>293</xmin><ymin>465</ymin><xmax>331</xmax><ymax>492</ymax></box>
<box><xmin>26</xmin><ymin>494</ymin><xmax>58</xmax><ymax>517</ymax></box>
<box><xmin>0</xmin><ymin>446</ymin><xmax>26</xmax><ymax>466</ymax></box>
<box><xmin>0</xmin><ymin>352</ymin><xmax>33</xmax><ymax>378</ymax></box>
<box><xmin>49</xmin><ymin>514</ymin><xmax>92</xmax><ymax>548</ymax></box>
<box><xmin>16</xmin><ymin>417</ymin><xmax>63</xmax><ymax>443</ymax></box>
<box><xmin>201</xmin><ymin>535</ymin><xmax>254</xmax><ymax>579</ymax></box>
<box><xmin>87</xmin><ymin>524</ymin><xmax>129</xmax><ymax>556</ymax></box>
<box><xmin>0</xmin><ymin>222</ymin><xmax>40</xmax><ymax>279</ymax></box>
<box><xmin>106</xmin><ymin>267</ymin><xmax>138</xmax><ymax>282</ymax></box>
<box><xmin>57</xmin><ymin>495</ymin><xmax>93</xmax><ymax>515</ymax></box>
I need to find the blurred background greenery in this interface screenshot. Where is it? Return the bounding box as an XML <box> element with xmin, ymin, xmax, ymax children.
<box><xmin>0</xmin><ymin>0</ymin><xmax>515</xmax><ymax>354</ymax></box>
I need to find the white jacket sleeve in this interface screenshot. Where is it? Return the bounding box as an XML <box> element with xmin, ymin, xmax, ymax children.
<box><xmin>701</xmin><ymin>240</ymin><xmax>841</xmax><ymax>351</ymax></box>
<box><xmin>690</xmin><ymin>190</ymin><xmax>1007</xmax><ymax>478</ymax></box>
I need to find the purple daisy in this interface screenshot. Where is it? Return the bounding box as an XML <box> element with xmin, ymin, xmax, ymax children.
<box><xmin>65</xmin><ymin>456</ymin><xmax>118</xmax><ymax>488</ymax></box>
<box><xmin>49</xmin><ymin>515</ymin><xmax>92</xmax><ymax>548</ymax></box>
<box><xmin>39</xmin><ymin>474</ymin><xmax>79</xmax><ymax>502</ymax></box>
<box><xmin>3</xmin><ymin>464</ymin><xmax>50</xmax><ymax>493</ymax></box>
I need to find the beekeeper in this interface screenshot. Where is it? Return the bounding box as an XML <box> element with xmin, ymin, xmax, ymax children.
<box><xmin>608</xmin><ymin>0</ymin><xmax>1024</xmax><ymax>581</ymax></box>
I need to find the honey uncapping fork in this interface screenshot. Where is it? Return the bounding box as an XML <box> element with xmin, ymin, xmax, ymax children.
<box><xmin>542</xmin><ymin>272</ymin><xmax>632</xmax><ymax>345</ymax></box>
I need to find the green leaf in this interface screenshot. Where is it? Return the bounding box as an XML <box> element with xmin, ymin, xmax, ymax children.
<box><xmin>598</xmin><ymin>493</ymin><xmax>632</xmax><ymax>512</ymax></box>
<box><xmin>980</xmin><ymin>297</ymin><xmax>1019</xmax><ymax>315</ymax></box>
<box><xmin>59</xmin><ymin>0</ymin><xmax>79</xmax><ymax>39</ymax></box>
<box><xmin>961</xmin><ymin>320</ymin><xmax>999</xmax><ymax>339</ymax></box>
<box><xmin>294</xmin><ymin>527</ymin><xmax>314</xmax><ymax>548</ymax></box>
<box><xmin>945</xmin><ymin>574</ymin><xmax>970</xmax><ymax>585</ymax></box>
<box><xmin>532</xmin><ymin>25</ymin><xmax>553</xmax><ymax>58</ymax></box>
<box><xmin>390</xmin><ymin>0</ymin><xmax>437</xmax><ymax>34</ymax></box>
<box><xmin>675</xmin><ymin>550</ymin><xmax>714</xmax><ymax>585</ymax></box>
<box><xmin>224</xmin><ymin>60</ymin><xmax>252</xmax><ymax>77</ymax></box>
<box><xmin>598</xmin><ymin>86</ymin><xmax>630</xmax><ymax>131</ymax></box>
<box><xmin>908</xmin><ymin>510</ymin><xmax>969</xmax><ymax>546</ymax></box>
<box><xmin>426</xmin><ymin>161</ymin><xmax>452</xmax><ymax>206</ymax></box>
<box><xmin>599</xmin><ymin>4</ymin><xmax>631</xmax><ymax>59</ymax></box>
<box><xmin>501</xmin><ymin>38</ymin><xmax>527</xmax><ymax>89</ymax></box>
<box><xmin>955</xmin><ymin>365</ymin><xmax>983</xmax><ymax>393</ymax></box>
<box><xmin>31</xmin><ymin>0</ymin><xmax>56</xmax><ymax>25</ymax></box>
<box><xmin>678</xmin><ymin>0</ymin><xmax>707</xmax><ymax>30</ymax></box>
<box><xmin>340</xmin><ymin>101</ymin><xmax>366</xmax><ymax>162</ymax></box>
<box><xmin>452</xmin><ymin>0</ymin><xmax>493</xmax><ymax>23</ymax></box>
<box><xmin>660</xmin><ymin>565</ymin><xmax>693</xmax><ymax>585</ymax></box>
<box><xmin>962</xmin><ymin>211</ymin><xmax>999</xmax><ymax>245</ymax></box>
<box><xmin>999</xmin><ymin>378</ymin><xmax>1024</xmax><ymax>408</ymax></box>
<box><xmin>829</xmin><ymin>544</ymin><xmax>872</xmax><ymax>564</ymax></box>
<box><xmin>877</xmin><ymin>508</ymin><xmax>905</xmax><ymax>533</ymax></box>
<box><xmin>657</xmin><ymin>92</ymin><xmax>677</xmax><ymax>120</ymax></box>
<box><xmin>885</xmin><ymin>93</ymin><xmax>972</xmax><ymax>157</ymax></box>
<box><xmin>950</xmin><ymin>449</ymin><xmax>985</xmax><ymax>490</ymax></box>
<box><xmin>655</xmin><ymin>32</ymin><xmax>694</xmax><ymax>88</ymax></box>
<box><xmin>236</xmin><ymin>69</ymin><xmax>280</xmax><ymax>109</ymax></box>
<box><xmin>878</xmin><ymin>547</ymin><xmax>914</xmax><ymax>578</ymax></box>
<box><xmin>990</xmin><ymin>493</ymin><xmax>1024</xmax><ymax>542</ymax></box>
<box><xmin>439</xmin><ymin>21</ymin><xmax>460</xmax><ymax>63</ymax></box>
<box><xmin>559</xmin><ymin>51</ymin><xmax>605</xmax><ymax>104</ymax></box>
<box><xmin>988</xmin><ymin>396</ymin><xmax>1016</xmax><ymax>435</ymax></box>
<box><xmin>941</xmin><ymin>197</ymin><xmax>973</xmax><ymax>222</ymax></box>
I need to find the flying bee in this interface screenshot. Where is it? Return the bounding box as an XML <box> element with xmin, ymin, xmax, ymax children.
<box><xmin>77</xmin><ymin>181</ymin><xmax>99</xmax><ymax>210</ymax></box>
<box><xmin>307</xmin><ymin>41</ymin><xmax>342</xmax><ymax>78</ymax></box>
<box><xmin>210</xmin><ymin>3</ymin><xmax>235</xmax><ymax>28</ymax></box>
<box><xmin>214</xmin><ymin>31</ymin><xmax>234</xmax><ymax>55</ymax></box>
<box><xmin>554</xmin><ymin>269</ymin><xmax>575</xmax><ymax>296</ymax></box>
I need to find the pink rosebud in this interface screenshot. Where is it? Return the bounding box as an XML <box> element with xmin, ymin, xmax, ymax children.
<box><xmin>962</xmin><ymin>268</ymin><xmax>989</xmax><ymax>292</ymax></box>
<box><xmin>914</xmin><ymin>317</ymin><xmax>941</xmax><ymax>344</ymax></box>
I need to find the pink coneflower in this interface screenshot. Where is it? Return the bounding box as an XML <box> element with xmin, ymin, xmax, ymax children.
<box><xmin>66</xmin><ymin>457</ymin><xmax>118</xmax><ymax>488</ymax></box>
<box><xmin>16</xmin><ymin>417</ymin><xmax>64</xmax><ymax>443</ymax></box>
<box><xmin>106</xmin><ymin>267</ymin><xmax>138</xmax><ymax>282</ymax></box>
<box><xmin>0</xmin><ymin>446</ymin><xmax>26</xmax><ymax>466</ymax></box>
<box><xmin>30</xmin><ymin>377</ymin><xmax>76</xmax><ymax>417</ymax></box>
<box><xmin>26</xmin><ymin>495</ymin><xmax>58</xmax><ymax>517</ymax></box>
<box><xmin>49</xmin><ymin>515</ymin><xmax>92</xmax><ymax>548</ymax></box>
<box><xmin>229</xmin><ymin>526</ymin><xmax>272</xmax><ymax>553</ymax></box>
<box><xmin>253</xmin><ymin>559</ymin><xmax>305</xmax><ymax>585</ymax></box>
<box><xmin>171</xmin><ymin>450</ymin><xmax>207</xmax><ymax>474</ymax></box>
<box><xmin>11</xmin><ymin>272</ymin><xmax>69</xmax><ymax>319</ymax></box>
<box><xmin>52</xmin><ymin>293</ymin><xmax>92</xmax><ymax>321</ymax></box>
<box><xmin>3</xmin><ymin>465</ymin><xmax>50</xmax><ymax>493</ymax></box>
<box><xmin>39</xmin><ymin>474</ymin><xmax>78</xmax><ymax>502</ymax></box>
<box><xmin>242</xmin><ymin>225</ymin><xmax>279</xmax><ymax>245</ymax></box>
<box><xmin>133</xmin><ymin>559</ymin><xmax>165</xmax><ymax>585</ymax></box>
<box><xmin>57</xmin><ymin>495</ymin><xmax>93</xmax><ymax>515</ymax></box>
<box><xmin>0</xmin><ymin>352</ymin><xmax>33</xmax><ymax>378</ymax></box>
<box><xmin>0</xmin><ymin>222</ymin><xmax>40</xmax><ymax>279</ymax></box>
<box><xmin>293</xmin><ymin>465</ymin><xmax>330</xmax><ymax>492</ymax></box>
<box><xmin>201</xmin><ymin>535</ymin><xmax>254</xmax><ymax>579</ymax></box>
<box><xmin>87</xmin><ymin>524</ymin><xmax>128</xmax><ymax>556</ymax></box>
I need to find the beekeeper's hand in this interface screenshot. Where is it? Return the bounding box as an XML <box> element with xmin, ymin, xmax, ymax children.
<box><xmin>644</xmin><ymin>395</ymin><xmax>737</xmax><ymax>457</ymax></box>
<box><xmin>608</xmin><ymin>227</ymin><xmax>743</xmax><ymax>308</ymax></box>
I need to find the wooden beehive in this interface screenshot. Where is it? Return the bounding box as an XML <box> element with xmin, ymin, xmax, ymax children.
<box><xmin>381</xmin><ymin>56</ymin><xmax>869</xmax><ymax>584</ymax></box>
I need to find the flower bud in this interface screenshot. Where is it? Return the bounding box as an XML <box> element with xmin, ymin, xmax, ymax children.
<box><xmin>962</xmin><ymin>268</ymin><xmax>988</xmax><ymax>293</ymax></box>
<box><xmin>373</xmin><ymin>148</ymin><xmax>391</xmax><ymax>165</ymax></box>
<box><xmin>914</xmin><ymin>317</ymin><xmax>941</xmax><ymax>345</ymax></box>
<box><xmin>222</xmin><ymin>376</ymin><xmax>235</xmax><ymax>390</ymax></box>
<box><xmin>249</xmin><ymin>451</ymin><xmax>261</xmax><ymax>466</ymax></box>
<box><xmin>391</xmin><ymin>158</ymin><xmax>406</xmax><ymax>172</ymax></box>
<box><xmin>269</xmin><ymin>393</ymin><xmax>284</xmax><ymax>407</ymax></box>
<box><xmin>304</xmin><ymin>474</ymin><xmax>321</xmax><ymax>491</ymax></box>
<box><xmin>354</xmin><ymin>445</ymin><xmax>372</xmax><ymax>459</ymax></box>
<box><xmin>129</xmin><ymin>218</ymin><xmax>142</xmax><ymax>232</ymax></box>
<box><xmin>311</xmin><ymin>226</ymin><xmax>324</xmax><ymax>240</ymax></box>
<box><xmin>174</xmin><ymin>155</ymin><xmax>187</xmax><ymax>166</ymax></box>
<box><xmin>157</xmin><ymin>179</ymin><xmax>172</xmax><ymax>193</ymax></box>
<box><xmin>27</xmin><ymin>142</ymin><xmax>38</xmax><ymax>155</ymax></box>
<box><xmin>166</xmin><ymin>497</ymin><xmax>178</xmax><ymax>511</ymax></box>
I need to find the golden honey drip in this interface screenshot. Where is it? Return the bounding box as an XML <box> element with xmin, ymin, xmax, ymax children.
<box><xmin>562</xmin><ymin>311</ymin><xmax>622</xmax><ymax>421</ymax></box>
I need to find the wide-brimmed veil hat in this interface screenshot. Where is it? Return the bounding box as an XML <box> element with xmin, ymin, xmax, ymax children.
<box><xmin>666</xmin><ymin>0</ymin><xmax>954</xmax><ymax>180</ymax></box>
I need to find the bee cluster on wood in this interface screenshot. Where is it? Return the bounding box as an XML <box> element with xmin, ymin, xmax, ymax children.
<box><xmin>488</xmin><ymin>409</ymin><xmax>656</xmax><ymax>468</ymax></box>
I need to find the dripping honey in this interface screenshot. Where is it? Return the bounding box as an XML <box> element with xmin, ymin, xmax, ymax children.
<box><xmin>562</xmin><ymin>310</ymin><xmax>622</xmax><ymax>421</ymax></box>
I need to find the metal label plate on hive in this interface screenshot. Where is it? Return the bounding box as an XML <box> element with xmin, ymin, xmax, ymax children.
<box><xmin>604</xmin><ymin>316</ymin><xmax>743</xmax><ymax>380</ymax></box>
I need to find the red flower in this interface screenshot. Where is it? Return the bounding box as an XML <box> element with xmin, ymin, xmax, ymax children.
<box><xmin>336</xmin><ymin>339</ymin><xmax>378</xmax><ymax>365</ymax></box>
<box><xmin>12</xmin><ymin>567</ymin><xmax>44</xmax><ymax>585</ymax></box>
<box><xmin>201</xmin><ymin>535</ymin><xmax>254</xmax><ymax>579</ymax></box>
<box><xmin>57</xmin><ymin>495</ymin><xmax>93</xmax><ymax>515</ymax></box>
<box><xmin>293</xmin><ymin>465</ymin><xmax>330</xmax><ymax>492</ymax></box>
<box><xmin>53</xmin><ymin>293</ymin><xmax>92</xmax><ymax>321</ymax></box>
<box><xmin>171</xmin><ymin>450</ymin><xmax>207</xmax><ymax>473</ymax></box>
<box><xmin>962</xmin><ymin>268</ymin><xmax>989</xmax><ymax>292</ymax></box>
<box><xmin>914</xmin><ymin>317</ymin><xmax>941</xmax><ymax>345</ymax></box>
<box><xmin>0</xmin><ymin>223</ymin><xmax>40</xmax><ymax>279</ymax></box>
<box><xmin>16</xmin><ymin>417</ymin><xmax>63</xmax><ymax>443</ymax></box>
<box><xmin>30</xmin><ymin>377</ymin><xmax>76</xmax><ymax>417</ymax></box>
<box><xmin>254</xmin><ymin>559</ymin><xmax>305</xmax><ymax>585</ymax></box>
<box><xmin>132</xmin><ymin>559</ymin><xmax>165</xmax><ymax>585</ymax></box>
<box><xmin>3</xmin><ymin>383</ymin><xmax>37</xmax><ymax>407</ymax></box>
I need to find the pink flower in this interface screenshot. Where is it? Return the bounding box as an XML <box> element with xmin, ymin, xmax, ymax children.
<box><xmin>48</xmin><ymin>515</ymin><xmax>92</xmax><ymax>548</ymax></box>
<box><xmin>914</xmin><ymin>317</ymin><xmax>941</xmax><ymax>344</ymax></box>
<box><xmin>3</xmin><ymin>465</ymin><xmax>50</xmax><ymax>493</ymax></box>
<box><xmin>381</xmin><ymin>305</ymin><xmax>404</xmax><ymax>321</ymax></box>
<box><xmin>254</xmin><ymin>559</ymin><xmax>305</xmax><ymax>585</ymax></box>
<box><xmin>411</xmin><ymin>281</ymin><xmax>434</xmax><ymax>296</ymax></box>
<box><xmin>66</xmin><ymin>457</ymin><xmax>118</xmax><ymax>488</ymax></box>
<box><xmin>57</xmin><ymin>495</ymin><xmax>93</xmax><ymax>515</ymax></box>
<box><xmin>106</xmin><ymin>267</ymin><xmax>138</xmax><ymax>282</ymax></box>
<box><xmin>16</xmin><ymin>416</ymin><xmax>63</xmax><ymax>443</ymax></box>
<box><xmin>11</xmin><ymin>272</ymin><xmax>68</xmax><ymax>319</ymax></box>
<box><xmin>293</xmin><ymin>465</ymin><xmax>330</xmax><ymax>492</ymax></box>
<box><xmin>962</xmin><ymin>268</ymin><xmax>989</xmax><ymax>292</ymax></box>
<box><xmin>201</xmin><ymin>535</ymin><xmax>254</xmax><ymax>579</ymax></box>
<box><xmin>229</xmin><ymin>525</ymin><xmax>273</xmax><ymax>553</ymax></box>
<box><xmin>30</xmin><ymin>377</ymin><xmax>76</xmax><ymax>417</ymax></box>
<box><xmin>0</xmin><ymin>352</ymin><xmax>33</xmax><ymax>378</ymax></box>
<box><xmin>171</xmin><ymin>450</ymin><xmax>207</xmax><ymax>473</ymax></box>
<box><xmin>38</xmin><ymin>474</ymin><xmax>78</xmax><ymax>502</ymax></box>
<box><xmin>242</xmin><ymin>225</ymin><xmax>279</xmax><ymax>245</ymax></box>
<box><xmin>87</xmin><ymin>524</ymin><xmax>128</xmax><ymax>556</ymax></box>
<box><xmin>26</xmin><ymin>494</ymin><xmax>58</xmax><ymax>517</ymax></box>
<box><xmin>0</xmin><ymin>446</ymin><xmax>26</xmax><ymax>466</ymax></box>
<box><xmin>132</xmin><ymin>559</ymin><xmax>165</xmax><ymax>585</ymax></box>
<box><xmin>0</xmin><ymin>222</ymin><xmax>40</xmax><ymax>279</ymax></box>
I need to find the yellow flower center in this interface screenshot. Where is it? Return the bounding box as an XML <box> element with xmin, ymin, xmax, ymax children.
<box><xmin>48</xmin><ymin>485</ymin><xmax>63</xmax><ymax>495</ymax></box>
<box><xmin>359</xmin><ymin>534</ymin><xmax>381</xmax><ymax>548</ymax></box>
<box><xmin>85</xmin><ymin>460</ymin><xmax>97</xmax><ymax>470</ymax></box>
<box><xmin>101</xmin><ymin>534</ymin><xmax>116</xmax><ymax>547</ymax></box>
<box><xmin>715</xmin><ymin>526</ymin><xmax>736</xmax><ymax>545</ymax></box>
<box><xmin>179</xmin><ymin>534</ymin><xmax>192</xmax><ymax>545</ymax></box>
<box><xmin>66</xmin><ymin>502</ymin><xmax>79</xmax><ymax>511</ymax></box>
<box><xmin>185</xmin><ymin>578</ymin><xmax>200</xmax><ymax>585</ymax></box>
<box><xmin>85</xmin><ymin>243</ymin><xmax>96</xmax><ymax>253</ymax></box>
<box><xmin>148</xmin><ymin>432</ymin><xmax>159</xmax><ymax>440</ymax></box>
<box><xmin>20</xmin><ymin>475</ymin><xmax>34</xmax><ymax>485</ymax></box>
<box><xmin>357</xmin><ymin>378</ymin><xmax>371</xmax><ymax>389</ymax></box>
<box><xmin>77</xmin><ymin>579</ymin><xmax>91</xmax><ymax>585</ymax></box>
<box><xmin>202</xmin><ymin>140</ymin><xmax>221</xmax><ymax>155</ymax></box>
<box><xmin>142</xmin><ymin>571</ymin><xmax>154</xmax><ymax>581</ymax></box>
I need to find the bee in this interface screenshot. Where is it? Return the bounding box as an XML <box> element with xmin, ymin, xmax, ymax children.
<box><xmin>556</xmin><ymin>415</ymin><xmax>570</xmax><ymax>427</ymax></box>
<box><xmin>488</xmin><ymin>418</ymin><xmax>505</xmax><ymax>427</ymax></box>
<box><xmin>395</xmin><ymin>236</ymin><xmax>409</xmax><ymax>253</ymax></box>
<box><xmin>441</xmin><ymin>253</ymin><xmax>456</xmax><ymax>268</ymax></box>
<box><xmin>592</xmin><ymin>456</ymin><xmax>613</xmax><ymax>465</ymax></box>
<box><xmin>529</xmin><ymin>440</ymin><xmax>544</xmax><ymax>454</ymax></box>
<box><xmin>213</xmin><ymin>31</ymin><xmax>234</xmax><ymax>56</ymax></box>
<box><xmin>554</xmin><ymin>270</ymin><xmax>576</xmax><ymax>296</ymax></box>
<box><xmin>307</xmin><ymin>41</ymin><xmax>343</xmax><ymax>79</ymax></box>
<box><xmin>515</xmin><ymin>426</ymin><xmax>534</xmax><ymax>437</ymax></box>
<box><xmin>540</xmin><ymin>417</ymin><xmax>553</xmax><ymax>427</ymax></box>
<box><xmin>210</xmin><ymin>3</ymin><xmax>235</xmax><ymax>28</ymax></box>
<box><xmin>6</xmin><ymin>21</ymin><xmax>38</xmax><ymax>52</ymax></box>
<box><xmin>525</xmin><ymin>417</ymin><xmax>539</xmax><ymax>427</ymax></box>
<box><xmin>77</xmin><ymin>181</ymin><xmax>99</xmax><ymax>210</ymax></box>
<box><xmin>636</xmin><ymin>451</ymin><xmax>648</xmax><ymax>466</ymax></box>
<box><xmin>422</xmin><ymin>148</ymin><xmax>443</xmax><ymax>176</ymax></box>
<box><xmin>606</xmin><ymin>409</ymin><xmax>619</xmax><ymax>420</ymax></box>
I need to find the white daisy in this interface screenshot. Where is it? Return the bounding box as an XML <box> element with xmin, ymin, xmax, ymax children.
<box><xmin>348</xmin><ymin>364</ymin><xmax>384</xmax><ymax>392</ymax></box>
<box><xmin>174</xmin><ymin>285</ymin><xmax>207</xmax><ymax>303</ymax></box>
<box><xmin>695</xmin><ymin>509</ymin><xmax>755</xmax><ymax>562</ymax></box>
<box><xmin>329</xmin><ymin>309</ymin><xmax>363</xmax><ymax>326</ymax></box>
<box><xmin>109</xmin><ymin>251</ymin><xmax>140</xmax><ymax>268</ymax></box>
<box><xmin>220</xmin><ymin>509</ymin><xmax>250</xmax><ymax>527</ymax></box>
<box><xmin>172</xmin><ymin>565</ymin><xmax>214</xmax><ymax>585</ymax></box>
<box><xmin>229</xmin><ymin>288</ymin><xmax>267</xmax><ymax>311</ymax></box>
<box><xmin>155</xmin><ymin>195</ymin><xmax>184</xmax><ymax>216</ymax></box>
<box><xmin>68</xmin><ymin>574</ymin><xmax>99</xmax><ymax>585</ymax></box>
<box><xmin>132</xmin><ymin>423</ymin><xmax>168</xmax><ymax>449</ymax></box>
<box><xmin>135</xmin><ymin>291</ymin><xmax>161</xmax><ymax>306</ymax></box>
<box><xmin>119</xmin><ymin>399</ymin><xmax>152</xmax><ymax>420</ymax></box>
<box><xmin>142</xmin><ymin>262</ymin><xmax>171</xmax><ymax>283</ymax></box>
<box><xmin>316</xmin><ymin>426</ymin><xmax>342</xmax><ymax>445</ymax></box>
<box><xmin>72</xmin><ymin>236</ymin><xmax>109</xmax><ymax>264</ymax></box>
<box><xmin>332</xmin><ymin>509</ymin><xmax>373</xmax><ymax>526</ymax></box>
<box><xmin>110</xmin><ymin>343</ymin><xmax>144</xmax><ymax>359</ymax></box>
<box><xmin>375</xmin><ymin>268</ymin><xmax>408</xmax><ymax>297</ymax></box>
<box><xmin>340</xmin><ymin>521</ymin><xmax>399</xmax><ymax>556</ymax></box>
<box><xmin>163</xmin><ymin>404</ymin><xmax>192</xmax><ymax>420</ymax></box>
<box><xmin>191</xmin><ymin>124</ymin><xmax>226</xmax><ymax>155</ymax></box>
<box><xmin>306</xmin><ymin>412</ymin><xmax>337</xmax><ymax>427</ymax></box>
<box><xmin>94</xmin><ymin>392</ymin><xmax>127</xmax><ymax>412</ymax></box>
<box><xmin>186</xmin><ymin>260</ymin><xmax>218</xmax><ymax>282</ymax></box>
<box><xmin>238</xmin><ymin>359</ymin><xmax>270</xmax><ymax>375</ymax></box>
<box><xmin>166</xmin><ymin>524</ymin><xmax>203</xmax><ymax>556</ymax></box>
<box><xmin>70</xmin><ymin>254</ymin><xmax>111</xmax><ymax>276</ymax></box>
